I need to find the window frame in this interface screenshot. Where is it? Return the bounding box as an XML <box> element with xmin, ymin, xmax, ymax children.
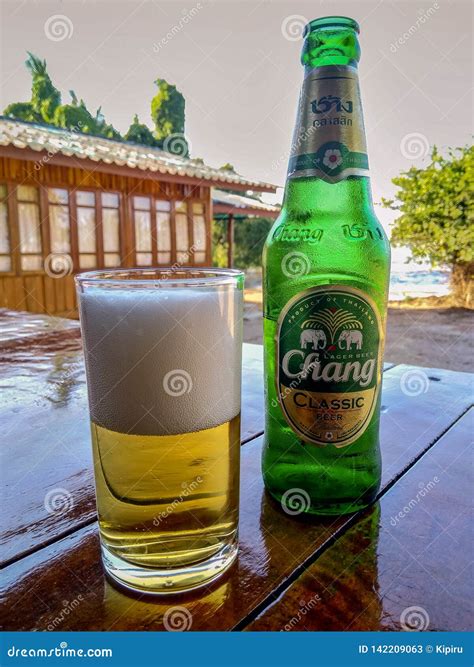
<box><xmin>16</xmin><ymin>184</ymin><xmax>44</xmax><ymax>275</ymax></box>
<box><xmin>131</xmin><ymin>195</ymin><xmax>208</xmax><ymax>267</ymax></box>
<box><xmin>0</xmin><ymin>181</ymin><xmax>209</xmax><ymax>276</ymax></box>
<box><xmin>0</xmin><ymin>183</ymin><xmax>15</xmax><ymax>275</ymax></box>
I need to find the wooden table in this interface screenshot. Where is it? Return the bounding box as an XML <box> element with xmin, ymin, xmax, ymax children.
<box><xmin>0</xmin><ymin>310</ymin><xmax>472</xmax><ymax>632</ymax></box>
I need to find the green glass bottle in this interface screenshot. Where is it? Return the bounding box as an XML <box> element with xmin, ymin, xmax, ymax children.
<box><xmin>262</xmin><ymin>16</ymin><xmax>390</xmax><ymax>515</ymax></box>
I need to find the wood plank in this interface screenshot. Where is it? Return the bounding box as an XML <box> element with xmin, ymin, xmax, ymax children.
<box><xmin>0</xmin><ymin>277</ymin><xmax>15</xmax><ymax>309</ymax></box>
<box><xmin>0</xmin><ymin>341</ymin><xmax>264</xmax><ymax>565</ymax></box>
<box><xmin>13</xmin><ymin>277</ymin><xmax>26</xmax><ymax>311</ymax></box>
<box><xmin>43</xmin><ymin>276</ymin><xmax>57</xmax><ymax>315</ymax></box>
<box><xmin>376</xmin><ymin>364</ymin><xmax>473</xmax><ymax>488</ymax></box>
<box><xmin>64</xmin><ymin>275</ymin><xmax>77</xmax><ymax>312</ymax></box>
<box><xmin>248</xmin><ymin>409</ymin><xmax>473</xmax><ymax>631</ymax></box>
<box><xmin>23</xmin><ymin>275</ymin><xmax>45</xmax><ymax>313</ymax></box>
<box><xmin>1</xmin><ymin>380</ymin><xmax>472</xmax><ymax>631</ymax></box>
<box><xmin>54</xmin><ymin>276</ymin><xmax>66</xmax><ymax>313</ymax></box>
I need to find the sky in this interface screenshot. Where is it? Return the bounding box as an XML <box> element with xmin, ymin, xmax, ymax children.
<box><xmin>0</xmin><ymin>0</ymin><xmax>472</xmax><ymax>269</ymax></box>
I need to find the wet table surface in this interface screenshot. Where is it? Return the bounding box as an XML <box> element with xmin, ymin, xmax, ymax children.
<box><xmin>1</xmin><ymin>309</ymin><xmax>472</xmax><ymax>632</ymax></box>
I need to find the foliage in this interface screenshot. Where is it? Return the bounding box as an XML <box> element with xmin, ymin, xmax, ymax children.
<box><xmin>212</xmin><ymin>218</ymin><xmax>228</xmax><ymax>267</ymax></box>
<box><xmin>26</xmin><ymin>53</ymin><xmax>61</xmax><ymax>122</ymax></box>
<box><xmin>3</xmin><ymin>53</ymin><xmax>181</xmax><ymax>148</ymax></box>
<box><xmin>212</xmin><ymin>216</ymin><xmax>273</xmax><ymax>269</ymax></box>
<box><xmin>383</xmin><ymin>145</ymin><xmax>474</xmax><ymax>306</ymax></box>
<box><xmin>151</xmin><ymin>79</ymin><xmax>185</xmax><ymax>139</ymax></box>
<box><xmin>234</xmin><ymin>216</ymin><xmax>273</xmax><ymax>268</ymax></box>
<box><xmin>53</xmin><ymin>92</ymin><xmax>121</xmax><ymax>139</ymax></box>
<box><xmin>124</xmin><ymin>114</ymin><xmax>158</xmax><ymax>147</ymax></box>
<box><xmin>3</xmin><ymin>101</ymin><xmax>40</xmax><ymax>123</ymax></box>
<box><xmin>219</xmin><ymin>163</ymin><xmax>236</xmax><ymax>172</ymax></box>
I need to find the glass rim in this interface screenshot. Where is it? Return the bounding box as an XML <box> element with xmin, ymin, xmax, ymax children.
<box><xmin>75</xmin><ymin>267</ymin><xmax>245</xmax><ymax>288</ymax></box>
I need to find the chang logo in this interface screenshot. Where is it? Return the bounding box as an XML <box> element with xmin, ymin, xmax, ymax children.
<box><xmin>301</xmin><ymin>306</ymin><xmax>363</xmax><ymax>348</ymax></box>
<box><xmin>311</xmin><ymin>95</ymin><xmax>353</xmax><ymax>114</ymax></box>
<box><xmin>276</xmin><ymin>285</ymin><xmax>383</xmax><ymax>447</ymax></box>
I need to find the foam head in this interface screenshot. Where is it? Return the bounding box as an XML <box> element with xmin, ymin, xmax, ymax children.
<box><xmin>79</xmin><ymin>285</ymin><xmax>242</xmax><ymax>436</ymax></box>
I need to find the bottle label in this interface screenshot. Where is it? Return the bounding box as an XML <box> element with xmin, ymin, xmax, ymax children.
<box><xmin>288</xmin><ymin>65</ymin><xmax>369</xmax><ymax>183</ymax></box>
<box><xmin>276</xmin><ymin>285</ymin><xmax>383</xmax><ymax>447</ymax></box>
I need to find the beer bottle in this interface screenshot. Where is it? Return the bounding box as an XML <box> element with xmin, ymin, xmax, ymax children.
<box><xmin>262</xmin><ymin>16</ymin><xmax>390</xmax><ymax>515</ymax></box>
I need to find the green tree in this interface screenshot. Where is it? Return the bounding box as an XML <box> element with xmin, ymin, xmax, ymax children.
<box><xmin>212</xmin><ymin>215</ymin><xmax>274</xmax><ymax>269</ymax></box>
<box><xmin>3</xmin><ymin>101</ymin><xmax>40</xmax><ymax>122</ymax></box>
<box><xmin>27</xmin><ymin>53</ymin><xmax>61</xmax><ymax>122</ymax></box>
<box><xmin>4</xmin><ymin>54</ymin><xmax>121</xmax><ymax>140</ymax></box>
<box><xmin>219</xmin><ymin>163</ymin><xmax>236</xmax><ymax>172</ymax></box>
<box><xmin>212</xmin><ymin>218</ymin><xmax>229</xmax><ymax>268</ymax></box>
<box><xmin>3</xmin><ymin>54</ymin><xmax>191</xmax><ymax>152</ymax></box>
<box><xmin>383</xmin><ymin>145</ymin><xmax>474</xmax><ymax>306</ymax></box>
<box><xmin>234</xmin><ymin>216</ymin><xmax>274</xmax><ymax>268</ymax></box>
<box><xmin>151</xmin><ymin>79</ymin><xmax>188</xmax><ymax>155</ymax></box>
<box><xmin>92</xmin><ymin>106</ymin><xmax>121</xmax><ymax>140</ymax></box>
<box><xmin>4</xmin><ymin>53</ymin><xmax>61</xmax><ymax>123</ymax></box>
<box><xmin>54</xmin><ymin>93</ymin><xmax>121</xmax><ymax>139</ymax></box>
<box><xmin>54</xmin><ymin>91</ymin><xmax>97</xmax><ymax>132</ymax></box>
<box><xmin>124</xmin><ymin>114</ymin><xmax>157</xmax><ymax>146</ymax></box>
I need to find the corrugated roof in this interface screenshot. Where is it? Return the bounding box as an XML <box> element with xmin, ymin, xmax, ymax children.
<box><xmin>213</xmin><ymin>189</ymin><xmax>280</xmax><ymax>213</ymax></box>
<box><xmin>0</xmin><ymin>117</ymin><xmax>277</xmax><ymax>192</ymax></box>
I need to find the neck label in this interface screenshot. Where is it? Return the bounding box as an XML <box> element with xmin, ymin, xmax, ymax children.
<box><xmin>276</xmin><ymin>285</ymin><xmax>383</xmax><ymax>447</ymax></box>
<box><xmin>288</xmin><ymin>65</ymin><xmax>369</xmax><ymax>183</ymax></box>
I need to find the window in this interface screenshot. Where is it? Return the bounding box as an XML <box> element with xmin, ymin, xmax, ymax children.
<box><xmin>18</xmin><ymin>185</ymin><xmax>42</xmax><ymax>271</ymax></box>
<box><xmin>76</xmin><ymin>191</ymin><xmax>96</xmax><ymax>268</ymax></box>
<box><xmin>156</xmin><ymin>200</ymin><xmax>171</xmax><ymax>264</ymax></box>
<box><xmin>101</xmin><ymin>193</ymin><xmax>121</xmax><ymax>267</ymax></box>
<box><xmin>175</xmin><ymin>201</ymin><xmax>189</xmax><ymax>264</ymax></box>
<box><xmin>0</xmin><ymin>185</ymin><xmax>11</xmax><ymax>271</ymax></box>
<box><xmin>48</xmin><ymin>188</ymin><xmax>71</xmax><ymax>257</ymax></box>
<box><xmin>133</xmin><ymin>196</ymin><xmax>152</xmax><ymax>265</ymax></box>
<box><xmin>191</xmin><ymin>202</ymin><xmax>206</xmax><ymax>264</ymax></box>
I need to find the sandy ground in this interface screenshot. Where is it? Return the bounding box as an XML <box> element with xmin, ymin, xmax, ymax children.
<box><xmin>244</xmin><ymin>291</ymin><xmax>474</xmax><ymax>373</ymax></box>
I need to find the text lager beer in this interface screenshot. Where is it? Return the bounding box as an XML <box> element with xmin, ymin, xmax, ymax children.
<box><xmin>262</xmin><ymin>17</ymin><xmax>390</xmax><ymax>515</ymax></box>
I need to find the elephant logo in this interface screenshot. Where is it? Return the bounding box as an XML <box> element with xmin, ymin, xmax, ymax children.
<box><xmin>338</xmin><ymin>329</ymin><xmax>363</xmax><ymax>350</ymax></box>
<box><xmin>300</xmin><ymin>329</ymin><xmax>327</xmax><ymax>350</ymax></box>
<box><xmin>300</xmin><ymin>307</ymin><xmax>363</xmax><ymax>351</ymax></box>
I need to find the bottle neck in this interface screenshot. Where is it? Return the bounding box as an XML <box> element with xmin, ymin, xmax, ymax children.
<box><xmin>282</xmin><ymin>173</ymin><xmax>373</xmax><ymax>216</ymax></box>
<box><xmin>283</xmin><ymin>62</ymin><xmax>372</xmax><ymax>213</ymax></box>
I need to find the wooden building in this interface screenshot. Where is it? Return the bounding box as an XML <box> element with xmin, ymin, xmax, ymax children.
<box><xmin>0</xmin><ymin>117</ymin><xmax>279</xmax><ymax>316</ymax></box>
